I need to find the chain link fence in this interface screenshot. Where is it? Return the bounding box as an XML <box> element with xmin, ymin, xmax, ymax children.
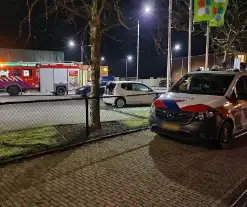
<box><xmin>0</xmin><ymin>93</ymin><xmax>161</xmax><ymax>161</ymax></box>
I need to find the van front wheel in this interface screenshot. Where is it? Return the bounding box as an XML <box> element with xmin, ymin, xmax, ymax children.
<box><xmin>216</xmin><ymin>122</ymin><xmax>233</xmax><ymax>150</ymax></box>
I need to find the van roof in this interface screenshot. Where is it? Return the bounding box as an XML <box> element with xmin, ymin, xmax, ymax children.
<box><xmin>188</xmin><ymin>71</ymin><xmax>239</xmax><ymax>75</ymax></box>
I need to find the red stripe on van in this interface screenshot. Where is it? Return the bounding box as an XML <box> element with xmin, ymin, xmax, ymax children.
<box><xmin>181</xmin><ymin>104</ymin><xmax>213</xmax><ymax>112</ymax></box>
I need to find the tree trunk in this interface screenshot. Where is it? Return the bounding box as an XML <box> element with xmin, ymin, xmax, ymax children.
<box><xmin>89</xmin><ymin>0</ymin><xmax>101</xmax><ymax>130</ymax></box>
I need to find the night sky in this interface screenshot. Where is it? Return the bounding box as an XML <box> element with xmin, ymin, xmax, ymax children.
<box><xmin>1</xmin><ymin>0</ymin><xmax>206</xmax><ymax>78</ymax></box>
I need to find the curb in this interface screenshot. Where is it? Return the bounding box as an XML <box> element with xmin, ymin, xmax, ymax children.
<box><xmin>0</xmin><ymin>127</ymin><xmax>149</xmax><ymax>167</ymax></box>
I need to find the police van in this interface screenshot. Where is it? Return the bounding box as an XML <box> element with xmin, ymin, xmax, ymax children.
<box><xmin>149</xmin><ymin>71</ymin><xmax>247</xmax><ymax>149</ymax></box>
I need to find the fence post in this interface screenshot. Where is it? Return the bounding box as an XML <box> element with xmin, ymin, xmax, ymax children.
<box><xmin>85</xmin><ymin>97</ymin><xmax>89</xmax><ymax>137</ymax></box>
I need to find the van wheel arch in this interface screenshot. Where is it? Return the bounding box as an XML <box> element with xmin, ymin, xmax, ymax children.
<box><xmin>216</xmin><ymin>119</ymin><xmax>234</xmax><ymax>149</ymax></box>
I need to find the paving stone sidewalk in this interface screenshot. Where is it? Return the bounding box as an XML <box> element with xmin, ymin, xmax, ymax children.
<box><xmin>0</xmin><ymin>130</ymin><xmax>247</xmax><ymax>206</ymax></box>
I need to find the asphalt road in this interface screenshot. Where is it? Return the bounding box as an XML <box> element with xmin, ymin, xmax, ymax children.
<box><xmin>0</xmin><ymin>87</ymin><xmax>166</xmax><ymax>103</ymax></box>
<box><xmin>0</xmin><ymin>89</ymin><xmax>165</xmax><ymax>133</ymax></box>
<box><xmin>0</xmin><ymin>92</ymin><xmax>79</xmax><ymax>103</ymax></box>
<box><xmin>0</xmin><ymin>99</ymin><xmax>150</xmax><ymax>133</ymax></box>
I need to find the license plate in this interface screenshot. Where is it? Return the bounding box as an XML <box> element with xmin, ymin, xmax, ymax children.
<box><xmin>162</xmin><ymin>123</ymin><xmax>180</xmax><ymax>131</ymax></box>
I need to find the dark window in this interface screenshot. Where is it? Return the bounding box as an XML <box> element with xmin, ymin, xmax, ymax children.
<box><xmin>121</xmin><ymin>83</ymin><xmax>133</xmax><ymax>90</ymax></box>
<box><xmin>236</xmin><ymin>76</ymin><xmax>247</xmax><ymax>100</ymax></box>
<box><xmin>132</xmin><ymin>83</ymin><xmax>150</xmax><ymax>92</ymax></box>
<box><xmin>171</xmin><ymin>73</ymin><xmax>235</xmax><ymax>96</ymax></box>
<box><xmin>14</xmin><ymin>69</ymin><xmax>21</xmax><ymax>76</ymax></box>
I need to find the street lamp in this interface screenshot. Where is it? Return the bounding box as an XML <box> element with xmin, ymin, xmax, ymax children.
<box><xmin>126</xmin><ymin>55</ymin><xmax>133</xmax><ymax>80</ymax></box>
<box><xmin>144</xmin><ymin>5</ymin><xmax>152</xmax><ymax>14</ymax></box>
<box><xmin>136</xmin><ymin>5</ymin><xmax>153</xmax><ymax>81</ymax></box>
<box><xmin>171</xmin><ymin>43</ymin><xmax>182</xmax><ymax>61</ymax></box>
<box><xmin>69</xmin><ymin>40</ymin><xmax>75</xmax><ymax>47</ymax></box>
<box><xmin>101</xmin><ymin>57</ymin><xmax>105</xmax><ymax>62</ymax></box>
<box><xmin>174</xmin><ymin>43</ymin><xmax>181</xmax><ymax>52</ymax></box>
<box><xmin>171</xmin><ymin>43</ymin><xmax>182</xmax><ymax>76</ymax></box>
<box><xmin>68</xmin><ymin>40</ymin><xmax>91</xmax><ymax>64</ymax></box>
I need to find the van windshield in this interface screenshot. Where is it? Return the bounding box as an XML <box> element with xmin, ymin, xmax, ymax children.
<box><xmin>170</xmin><ymin>73</ymin><xmax>235</xmax><ymax>96</ymax></box>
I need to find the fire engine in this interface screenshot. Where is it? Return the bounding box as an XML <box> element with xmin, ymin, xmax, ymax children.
<box><xmin>0</xmin><ymin>62</ymin><xmax>81</xmax><ymax>96</ymax></box>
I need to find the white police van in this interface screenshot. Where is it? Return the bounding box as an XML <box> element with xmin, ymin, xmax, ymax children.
<box><xmin>149</xmin><ymin>71</ymin><xmax>247</xmax><ymax>149</ymax></box>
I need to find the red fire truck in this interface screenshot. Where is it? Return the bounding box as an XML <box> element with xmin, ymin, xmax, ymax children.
<box><xmin>0</xmin><ymin>62</ymin><xmax>81</xmax><ymax>96</ymax></box>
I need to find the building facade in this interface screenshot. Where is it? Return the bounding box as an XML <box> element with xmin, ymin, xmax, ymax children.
<box><xmin>0</xmin><ymin>48</ymin><xmax>64</xmax><ymax>62</ymax></box>
<box><xmin>171</xmin><ymin>53</ymin><xmax>247</xmax><ymax>82</ymax></box>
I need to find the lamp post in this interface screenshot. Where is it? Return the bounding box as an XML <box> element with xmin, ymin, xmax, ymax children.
<box><xmin>167</xmin><ymin>0</ymin><xmax>172</xmax><ymax>90</ymax></box>
<box><xmin>136</xmin><ymin>4</ymin><xmax>153</xmax><ymax>81</ymax></box>
<box><xmin>126</xmin><ymin>55</ymin><xmax>133</xmax><ymax>80</ymax></box>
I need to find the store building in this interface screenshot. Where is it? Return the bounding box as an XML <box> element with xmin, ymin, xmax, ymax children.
<box><xmin>171</xmin><ymin>52</ymin><xmax>247</xmax><ymax>82</ymax></box>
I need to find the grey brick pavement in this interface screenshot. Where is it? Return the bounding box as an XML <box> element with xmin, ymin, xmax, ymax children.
<box><xmin>0</xmin><ymin>131</ymin><xmax>247</xmax><ymax>206</ymax></box>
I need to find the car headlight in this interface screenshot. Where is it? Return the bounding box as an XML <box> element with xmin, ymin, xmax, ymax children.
<box><xmin>195</xmin><ymin>111</ymin><xmax>215</xmax><ymax>121</ymax></box>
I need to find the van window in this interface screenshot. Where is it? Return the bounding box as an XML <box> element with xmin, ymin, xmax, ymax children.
<box><xmin>171</xmin><ymin>73</ymin><xmax>235</xmax><ymax>96</ymax></box>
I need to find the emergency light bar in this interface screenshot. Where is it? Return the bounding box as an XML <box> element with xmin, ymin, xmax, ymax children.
<box><xmin>0</xmin><ymin>62</ymin><xmax>37</xmax><ymax>67</ymax></box>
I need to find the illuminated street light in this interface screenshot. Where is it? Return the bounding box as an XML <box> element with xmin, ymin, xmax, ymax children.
<box><xmin>136</xmin><ymin>4</ymin><xmax>153</xmax><ymax>81</ymax></box>
<box><xmin>68</xmin><ymin>40</ymin><xmax>75</xmax><ymax>47</ymax></box>
<box><xmin>68</xmin><ymin>40</ymin><xmax>91</xmax><ymax>64</ymax></box>
<box><xmin>127</xmin><ymin>55</ymin><xmax>133</xmax><ymax>61</ymax></box>
<box><xmin>171</xmin><ymin>43</ymin><xmax>182</xmax><ymax>71</ymax></box>
<box><xmin>144</xmin><ymin>5</ymin><xmax>152</xmax><ymax>14</ymax></box>
<box><xmin>126</xmin><ymin>55</ymin><xmax>133</xmax><ymax>80</ymax></box>
<box><xmin>174</xmin><ymin>43</ymin><xmax>181</xmax><ymax>52</ymax></box>
<box><xmin>101</xmin><ymin>57</ymin><xmax>105</xmax><ymax>61</ymax></box>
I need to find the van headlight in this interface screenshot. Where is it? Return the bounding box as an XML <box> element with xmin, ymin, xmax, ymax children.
<box><xmin>195</xmin><ymin>111</ymin><xmax>215</xmax><ymax>121</ymax></box>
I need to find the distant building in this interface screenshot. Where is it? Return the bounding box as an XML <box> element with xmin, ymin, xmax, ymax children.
<box><xmin>171</xmin><ymin>52</ymin><xmax>247</xmax><ymax>82</ymax></box>
<box><xmin>0</xmin><ymin>48</ymin><xmax>64</xmax><ymax>62</ymax></box>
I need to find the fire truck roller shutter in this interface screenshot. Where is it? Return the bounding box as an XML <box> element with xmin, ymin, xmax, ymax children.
<box><xmin>39</xmin><ymin>68</ymin><xmax>54</xmax><ymax>93</ymax></box>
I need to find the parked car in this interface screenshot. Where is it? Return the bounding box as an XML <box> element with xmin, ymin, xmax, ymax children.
<box><xmin>159</xmin><ymin>80</ymin><xmax>166</xmax><ymax>87</ymax></box>
<box><xmin>75</xmin><ymin>82</ymin><xmax>108</xmax><ymax>97</ymax></box>
<box><xmin>159</xmin><ymin>80</ymin><xmax>176</xmax><ymax>87</ymax></box>
<box><xmin>149</xmin><ymin>71</ymin><xmax>247</xmax><ymax>149</ymax></box>
<box><xmin>103</xmin><ymin>81</ymin><xmax>158</xmax><ymax>108</ymax></box>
